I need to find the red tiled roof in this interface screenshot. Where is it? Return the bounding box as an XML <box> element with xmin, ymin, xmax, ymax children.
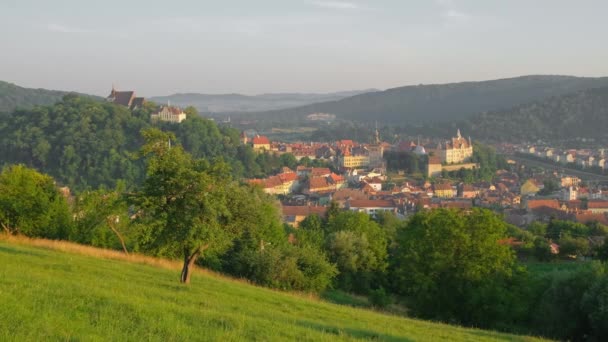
<box><xmin>309</xmin><ymin>177</ymin><xmax>330</xmax><ymax>190</ymax></box>
<box><xmin>527</xmin><ymin>199</ymin><xmax>560</xmax><ymax>210</ymax></box>
<box><xmin>588</xmin><ymin>200</ymin><xmax>608</xmax><ymax>209</ymax></box>
<box><xmin>311</xmin><ymin>168</ymin><xmax>331</xmax><ymax>177</ymax></box>
<box><xmin>576</xmin><ymin>213</ymin><xmax>608</xmax><ymax>225</ymax></box>
<box><xmin>434</xmin><ymin>183</ymin><xmax>453</xmax><ymax>191</ymax></box>
<box><xmin>278</xmin><ymin>172</ymin><xmax>298</xmax><ymax>182</ymax></box>
<box><xmin>252</xmin><ymin>136</ymin><xmax>270</xmax><ymax>145</ymax></box>
<box><xmin>349</xmin><ymin>199</ymin><xmax>396</xmax><ymax>208</ymax></box>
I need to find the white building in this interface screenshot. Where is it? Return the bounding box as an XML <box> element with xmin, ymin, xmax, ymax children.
<box><xmin>151</xmin><ymin>106</ymin><xmax>187</xmax><ymax>123</ymax></box>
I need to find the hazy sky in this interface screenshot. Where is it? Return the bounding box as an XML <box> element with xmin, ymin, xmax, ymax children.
<box><xmin>2</xmin><ymin>0</ymin><xmax>608</xmax><ymax>96</ymax></box>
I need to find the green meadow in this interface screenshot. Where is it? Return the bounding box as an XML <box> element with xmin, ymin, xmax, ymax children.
<box><xmin>0</xmin><ymin>239</ymin><xmax>547</xmax><ymax>341</ymax></box>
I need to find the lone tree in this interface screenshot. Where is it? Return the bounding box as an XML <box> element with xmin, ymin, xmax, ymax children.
<box><xmin>133</xmin><ymin>129</ymin><xmax>231</xmax><ymax>284</ymax></box>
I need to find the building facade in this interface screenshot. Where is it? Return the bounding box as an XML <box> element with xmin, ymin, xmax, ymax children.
<box><xmin>439</xmin><ymin>129</ymin><xmax>473</xmax><ymax>164</ymax></box>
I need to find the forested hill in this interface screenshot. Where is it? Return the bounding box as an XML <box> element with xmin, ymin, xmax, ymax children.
<box><xmin>0</xmin><ymin>80</ymin><xmax>99</xmax><ymax>113</ymax></box>
<box><xmin>0</xmin><ymin>95</ymin><xmax>266</xmax><ymax>192</ymax></box>
<box><xmin>461</xmin><ymin>86</ymin><xmax>608</xmax><ymax>142</ymax></box>
<box><xmin>234</xmin><ymin>75</ymin><xmax>608</xmax><ymax>125</ymax></box>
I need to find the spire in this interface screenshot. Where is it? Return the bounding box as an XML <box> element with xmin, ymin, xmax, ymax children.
<box><xmin>374</xmin><ymin>121</ymin><xmax>380</xmax><ymax>144</ymax></box>
<box><xmin>457</xmin><ymin>128</ymin><xmax>462</xmax><ymax>139</ymax></box>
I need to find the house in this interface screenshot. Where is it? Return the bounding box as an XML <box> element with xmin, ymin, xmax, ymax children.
<box><xmin>306</xmin><ymin>176</ymin><xmax>335</xmax><ymax>194</ymax></box>
<box><xmin>433</xmin><ymin>183</ymin><xmax>455</xmax><ymax>198</ymax></box>
<box><xmin>252</xmin><ymin>135</ymin><xmax>271</xmax><ymax>151</ymax></box>
<box><xmin>107</xmin><ymin>86</ymin><xmax>145</xmax><ymax>110</ymax></box>
<box><xmin>282</xmin><ymin>206</ymin><xmax>327</xmax><ymax>227</ymax></box>
<box><xmin>151</xmin><ymin>106</ymin><xmax>187</xmax><ymax>123</ymax></box>
<box><xmin>459</xmin><ymin>184</ymin><xmax>478</xmax><ymax>198</ymax></box>
<box><xmin>347</xmin><ymin>199</ymin><xmax>397</xmax><ymax>216</ymax></box>
<box><xmin>588</xmin><ymin>200</ymin><xmax>608</xmax><ymax>214</ymax></box>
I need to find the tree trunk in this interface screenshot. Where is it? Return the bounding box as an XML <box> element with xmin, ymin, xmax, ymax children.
<box><xmin>180</xmin><ymin>244</ymin><xmax>208</xmax><ymax>284</ymax></box>
<box><xmin>107</xmin><ymin>217</ymin><xmax>129</xmax><ymax>255</ymax></box>
<box><xmin>1</xmin><ymin>222</ymin><xmax>11</xmax><ymax>234</ymax></box>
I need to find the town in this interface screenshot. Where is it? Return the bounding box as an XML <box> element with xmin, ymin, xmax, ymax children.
<box><xmin>242</xmin><ymin>129</ymin><xmax>608</xmax><ymax>234</ymax></box>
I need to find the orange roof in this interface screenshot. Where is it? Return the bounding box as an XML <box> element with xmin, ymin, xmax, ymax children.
<box><xmin>527</xmin><ymin>199</ymin><xmax>560</xmax><ymax>210</ymax></box>
<box><xmin>252</xmin><ymin>136</ymin><xmax>270</xmax><ymax>145</ymax></box>
<box><xmin>278</xmin><ymin>172</ymin><xmax>298</xmax><ymax>182</ymax></box>
<box><xmin>349</xmin><ymin>199</ymin><xmax>396</xmax><ymax>208</ymax></box>
<box><xmin>309</xmin><ymin>177</ymin><xmax>330</xmax><ymax>190</ymax></box>
<box><xmin>311</xmin><ymin>168</ymin><xmax>332</xmax><ymax>177</ymax></box>
<box><xmin>588</xmin><ymin>200</ymin><xmax>608</xmax><ymax>209</ymax></box>
<box><xmin>576</xmin><ymin>213</ymin><xmax>608</xmax><ymax>225</ymax></box>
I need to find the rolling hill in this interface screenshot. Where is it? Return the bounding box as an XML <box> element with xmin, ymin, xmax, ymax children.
<box><xmin>0</xmin><ymin>236</ymin><xmax>546</xmax><ymax>341</ymax></box>
<box><xmin>234</xmin><ymin>75</ymin><xmax>608</xmax><ymax>125</ymax></box>
<box><xmin>149</xmin><ymin>89</ymin><xmax>377</xmax><ymax>113</ymax></box>
<box><xmin>462</xmin><ymin>85</ymin><xmax>608</xmax><ymax>142</ymax></box>
<box><xmin>0</xmin><ymin>81</ymin><xmax>98</xmax><ymax>112</ymax></box>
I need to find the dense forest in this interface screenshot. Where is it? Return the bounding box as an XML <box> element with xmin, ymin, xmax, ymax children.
<box><xmin>461</xmin><ymin>85</ymin><xmax>608</xmax><ymax>142</ymax></box>
<box><xmin>229</xmin><ymin>75</ymin><xmax>608</xmax><ymax>127</ymax></box>
<box><xmin>0</xmin><ymin>95</ymin><xmax>300</xmax><ymax>192</ymax></box>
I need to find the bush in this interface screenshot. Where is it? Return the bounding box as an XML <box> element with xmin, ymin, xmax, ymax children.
<box><xmin>369</xmin><ymin>287</ymin><xmax>391</xmax><ymax>308</ymax></box>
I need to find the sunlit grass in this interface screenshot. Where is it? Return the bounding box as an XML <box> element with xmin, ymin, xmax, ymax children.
<box><xmin>0</xmin><ymin>235</ymin><xmax>549</xmax><ymax>341</ymax></box>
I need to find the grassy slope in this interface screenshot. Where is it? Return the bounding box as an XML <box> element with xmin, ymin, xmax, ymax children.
<box><xmin>0</xmin><ymin>238</ymin><xmax>547</xmax><ymax>341</ymax></box>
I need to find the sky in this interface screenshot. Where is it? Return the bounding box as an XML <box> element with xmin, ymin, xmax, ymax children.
<box><xmin>1</xmin><ymin>0</ymin><xmax>608</xmax><ymax>96</ymax></box>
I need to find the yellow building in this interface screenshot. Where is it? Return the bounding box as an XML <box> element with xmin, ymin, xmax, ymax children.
<box><xmin>340</xmin><ymin>155</ymin><xmax>370</xmax><ymax>168</ymax></box>
<box><xmin>439</xmin><ymin>129</ymin><xmax>473</xmax><ymax>164</ymax></box>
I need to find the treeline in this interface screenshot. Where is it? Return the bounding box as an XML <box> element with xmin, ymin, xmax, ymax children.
<box><xmin>0</xmin><ymin>95</ymin><xmax>301</xmax><ymax>192</ymax></box>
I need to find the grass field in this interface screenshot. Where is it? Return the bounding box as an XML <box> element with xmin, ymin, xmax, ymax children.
<box><xmin>0</xmin><ymin>236</ymin><xmax>548</xmax><ymax>341</ymax></box>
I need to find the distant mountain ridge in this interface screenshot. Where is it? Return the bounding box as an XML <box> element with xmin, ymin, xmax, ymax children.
<box><xmin>149</xmin><ymin>89</ymin><xmax>377</xmax><ymax>113</ymax></box>
<box><xmin>0</xmin><ymin>81</ymin><xmax>99</xmax><ymax>112</ymax></box>
<box><xmin>235</xmin><ymin>75</ymin><xmax>608</xmax><ymax>124</ymax></box>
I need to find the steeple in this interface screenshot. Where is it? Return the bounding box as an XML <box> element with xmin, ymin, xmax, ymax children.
<box><xmin>457</xmin><ymin>128</ymin><xmax>462</xmax><ymax>139</ymax></box>
<box><xmin>374</xmin><ymin>121</ymin><xmax>380</xmax><ymax>144</ymax></box>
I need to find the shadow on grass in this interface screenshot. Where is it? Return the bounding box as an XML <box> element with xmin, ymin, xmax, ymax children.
<box><xmin>0</xmin><ymin>244</ymin><xmax>47</xmax><ymax>257</ymax></box>
<box><xmin>296</xmin><ymin>319</ymin><xmax>412</xmax><ymax>342</ymax></box>
<box><xmin>321</xmin><ymin>290</ymin><xmax>370</xmax><ymax>308</ymax></box>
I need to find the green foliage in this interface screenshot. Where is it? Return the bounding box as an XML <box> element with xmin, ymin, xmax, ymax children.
<box><xmin>0</xmin><ymin>165</ymin><xmax>72</xmax><ymax>239</ymax></box>
<box><xmin>0</xmin><ymin>242</ymin><xmax>546</xmax><ymax>341</ymax></box>
<box><xmin>392</xmin><ymin>209</ymin><xmax>516</xmax><ymax>323</ymax></box>
<box><xmin>71</xmin><ymin>188</ymin><xmax>132</xmax><ymax>251</ymax></box>
<box><xmin>0</xmin><ymin>95</ymin><xmax>279</xmax><ymax>192</ymax></box>
<box><xmin>368</xmin><ymin>287</ymin><xmax>391</xmax><ymax>308</ymax></box>
<box><xmin>131</xmin><ymin>129</ymin><xmax>235</xmax><ymax>283</ymax></box>
<box><xmin>325</xmin><ymin>212</ymin><xmax>388</xmax><ymax>293</ymax></box>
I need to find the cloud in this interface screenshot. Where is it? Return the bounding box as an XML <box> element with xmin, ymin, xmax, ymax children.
<box><xmin>47</xmin><ymin>23</ymin><xmax>91</xmax><ymax>33</ymax></box>
<box><xmin>311</xmin><ymin>1</ymin><xmax>362</xmax><ymax>10</ymax></box>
